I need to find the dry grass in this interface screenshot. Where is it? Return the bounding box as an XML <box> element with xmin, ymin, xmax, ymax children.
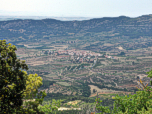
<box><xmin>116</xmin><ymin>46</ymin><xmax>124</xmax><ymax>50</ymax></box>
<box><xmin>88</xmin><ymin>85</ymin><xmax>114</xmax><ymax>94</ymax></box>
<box><xmin>67</xmin><ymin>100</ymin><xmax>81</xmax><ymax>105</ymax></box>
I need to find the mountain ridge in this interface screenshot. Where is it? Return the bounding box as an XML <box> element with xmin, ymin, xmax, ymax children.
<box><xmin>0</xmin><ymin>14</ymin><xmax>152</xmax><ymax>44</ymax></box>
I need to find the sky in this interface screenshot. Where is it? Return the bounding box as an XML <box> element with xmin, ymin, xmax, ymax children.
<box><xmin>0</xmin><ymin>0</ymin><xmax>152</xmax><ymax>18</ymax></box>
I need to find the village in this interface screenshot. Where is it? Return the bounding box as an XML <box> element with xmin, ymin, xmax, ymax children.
<box><xmin>41</xmin><ymin>49</ymin><xmax>117</xmax><ymax>64</ymax></box>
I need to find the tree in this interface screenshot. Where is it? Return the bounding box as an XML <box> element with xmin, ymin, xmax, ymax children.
<box><xmin>20</xmin><ymin>73</ymin><xmax>47</xmax><ymax>114</ymax></box>
<box><xmin>38</xmin><ymin>99</ymin><xmax>63</xmax><ymax>114</ymax></box>
<box><xmin>0</xmin><ymin>40</ymin><xmax>47</xmax><ymax>113</ymax></box>
<box><xmin>93</xmin><ymin>89</ymin><xmax>96</xmax><ymax>93</ymax></box>
<box><xmin>132</xmin><ymin>61</ymin><xmax>135</xmax><ymax>65</ymax></box>
<box><xmin>0</xmin><ymin>40</ymin><xmax>28</xmax><ymax>113</ymax></box>
<box><xmin>119</xmin><ymin>52</ymin><xmax>125</xmax><ymax>56</ymax></box>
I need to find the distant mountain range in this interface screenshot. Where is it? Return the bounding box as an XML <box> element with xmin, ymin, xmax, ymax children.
<box><xmin>0</xmin><ymin>16</ymin><xmax>93</xmax><ymax>21</ymax></box>
<box><xmin>0</xmin><ymin>14</ymin><xmax>152</xmax><ymax>45</ymax></box>
<box><xmin>0</xmin><ymin>10</ymin><xmax>93</xmax><ymax>21</ymax></box>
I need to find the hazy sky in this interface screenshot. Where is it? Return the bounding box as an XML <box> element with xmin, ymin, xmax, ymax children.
<box><xmin>0</xmin><ymin>0</ymin><xmax>152</xmax><ymax>17</ymax></box>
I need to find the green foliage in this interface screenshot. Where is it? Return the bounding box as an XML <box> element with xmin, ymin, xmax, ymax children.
<box><xmin>23</xmin><ymin>73</ymin><xmax>43</xmax><ymax>99</ymax></box>
<box><xmin>0</xmin><ymin>40</ymin><xmax>28</xmax><ymax>113</ymax></box>
<box><xmin>16</xmin><ymin>90</ymin><xmax>47</xmax><ymax>114</ymax></box>
<box><xmin>76</xmin><ymin>81</ymin><xmax>91</xmax><ymax>97</ymax></box>
<box><xmin>94</xmin><ymin>68</ymin><xmax>152</xmax><ymax>114</ymax></box>
<box><xmin>0</xmin><ymin>40</ymin><xmax>47</xmax><ymax>114</ymax></box>
<box><xmin>41</xmin><ymin>80</ymin><xmax>56</xmax><ymax>89</ymax></box>
<box><xmin>94</xmin><ymin>98</ymin><xmax>111</xmax><ymax>114</ymax></box>
<box><xmin>38</xmin><ymin>99</ymin><xmax>63</xmax><ymax>114</ymax></box>
<box><xmin>119</xmin><ymin>52</ymin><xmax>125</xmax><ymax>56</ymax></box>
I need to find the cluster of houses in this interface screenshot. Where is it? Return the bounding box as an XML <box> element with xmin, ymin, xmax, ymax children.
<box><xmin>41</xmin><ymin>49</ymin><xmax>117</xmax><ymax>63</ymax></box>
<box><xmin>42</xmin><ymin>49</ymin><xmax>102</xmax><ymax>63</ymax></box>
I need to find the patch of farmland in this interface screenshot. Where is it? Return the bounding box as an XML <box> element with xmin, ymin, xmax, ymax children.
<box><xmin>137</xmin><ymin>56</ymin><xmax>152</xmax><ymax>59</ymax></box>
<box><xmin>43</xmin><ymin>74</ymin><xmax>58</xmax><ymax>78</ymax></box>
<box><xmin>88</xmin><ymin>85</ymin><xmax>113</xmax><ymax>94</ymax></box>
<box><xmin>26</xmin><ymin>61</ymin><xmax>46</xmax><ymax>66</ymax></box>
<box><xmin>56</xmin><ymin>82</ymin><xmax>71</xmax><ymax>86</ymax></box>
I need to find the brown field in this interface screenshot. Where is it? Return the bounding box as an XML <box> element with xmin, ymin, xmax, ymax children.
<box><xmin>89</xmin><ymin>91</ymin><xmax>133</xmax><ymax>97</ymax></box>
<box><xmin>89</xmin><ymin>85</ymin><xmax>115</xmax><ymax>94</ymax></box>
